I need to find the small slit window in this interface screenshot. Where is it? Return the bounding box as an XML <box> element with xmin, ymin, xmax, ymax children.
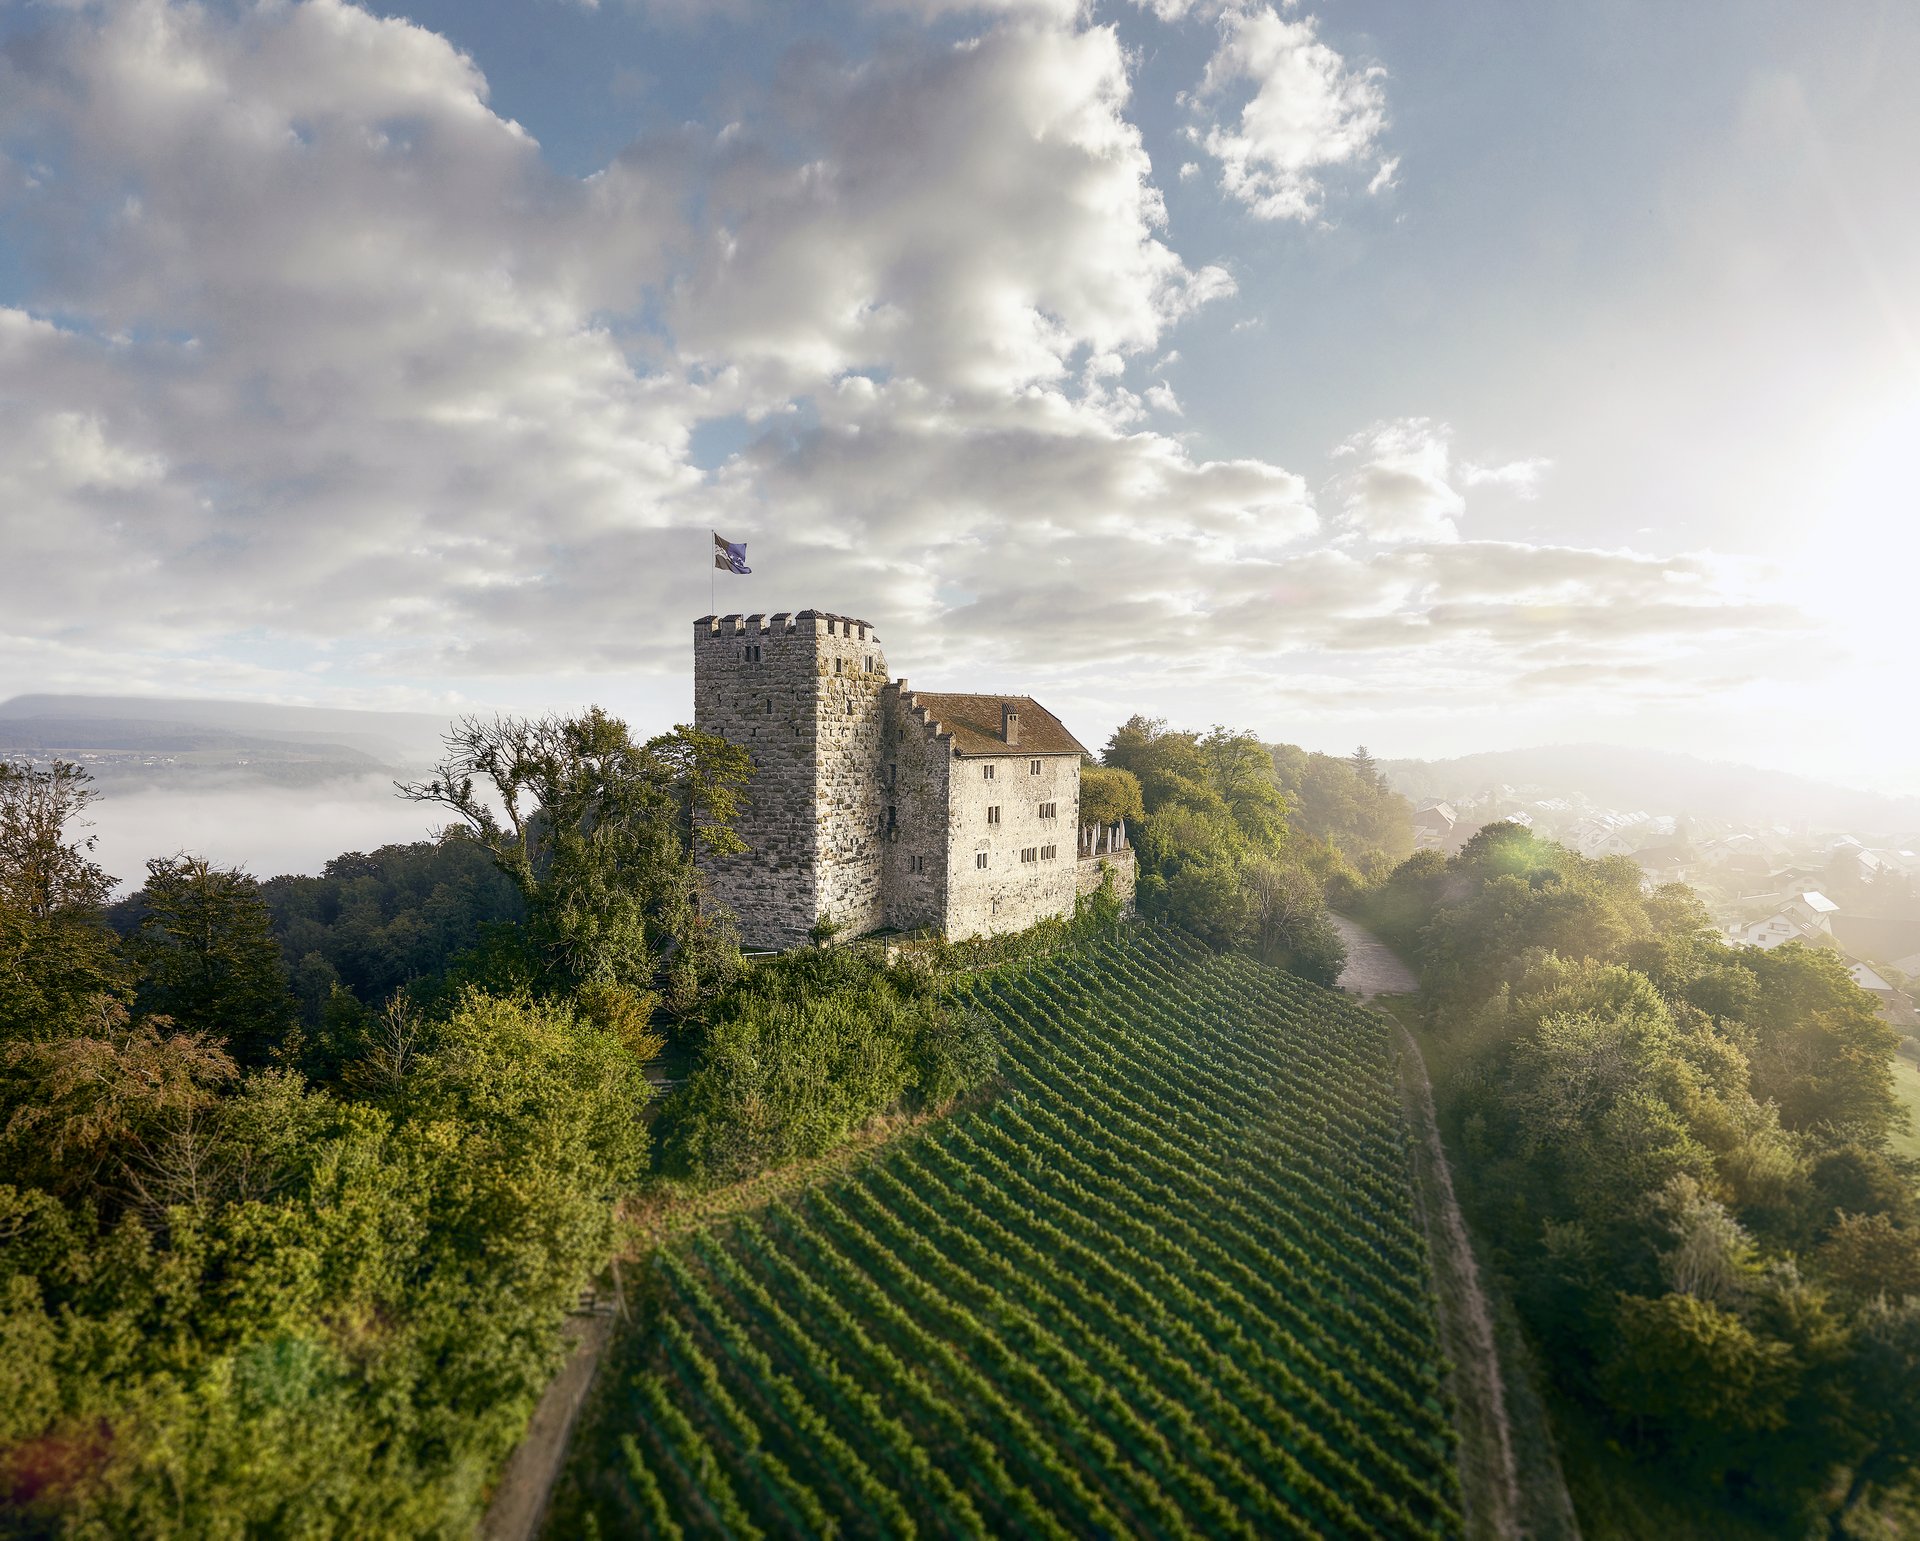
<box><xmin>975</xmin><ymin>852</ymin><xmax>990</xmax><ymax>870</ymax></box>
<box><xmin>986</xmin><ymin>805</ymin><xmax>1001</xmax><ymax>825</ymax></box>
<box><xmin>982</xmin><ymin>764</ymin><xmax>996</xmax><ymax>781</ymax></box>
<box><xmin>1029</xmin><ymin>759</ymin><xmax>1042</xmax><ymax>775</ymax></box>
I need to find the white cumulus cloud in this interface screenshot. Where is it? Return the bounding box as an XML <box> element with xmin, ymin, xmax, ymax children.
<box><xmin>1192</xmin><ymin>5</ymin><xmax>1391</xmax><ymax>221</ymax></box>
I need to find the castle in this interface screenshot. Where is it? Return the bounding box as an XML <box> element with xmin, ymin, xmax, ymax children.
<box><xmin>694</xmin><ymin>609</ymin><xmax>1135</xmax><ymax>950</ymax></box>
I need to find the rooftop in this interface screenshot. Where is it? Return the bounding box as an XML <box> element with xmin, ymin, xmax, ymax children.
<box><xmin>906</xmin><ymin>692</ymin><xmax>1087</xmax><ymax>759</ymax></box>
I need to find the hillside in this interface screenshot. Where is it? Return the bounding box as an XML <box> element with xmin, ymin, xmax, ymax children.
<box><xmin>0</xmin><ymin>694</ymin><xmax>447</xmax><ymax>786</ymax></box>
<box><xmin>549</xmin><ymin>924</ymin><xmax>1461</xmax><ymax>1537</ymax></box>
<box><xmin>1382</xmin><ymin>743</ymin><xmax>1920</xmax><ymax>833</ymax></box>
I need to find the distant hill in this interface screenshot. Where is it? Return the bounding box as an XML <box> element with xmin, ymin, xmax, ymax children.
<box><xmin>1383</xmin><ymin>743</ymin><xmax>1920</xmax><ymax>835</ymax></box>
<box><xmin>0</xmin><ymin>694</ymin><xmax>450</xmax><ymax>788</ymax></box>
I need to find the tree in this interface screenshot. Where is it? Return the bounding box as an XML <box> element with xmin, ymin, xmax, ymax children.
<box><xmin>1600</xmin><ymin>1291</ymin><xmax>1798</xmax><ymax>1479</ymax></box>
<box><xmin>1348</xmin><ymin>744</ymin><xmax>1381</xmax><ymax>789</ymax></box>
<box><xmin>1077</xmin><ymin>764</ymin><xmax>1144</xmax><ymax>829</ymax></box>
<box><xmin>1739</xmin><ymin>945</ymin><xmax>1901</xmax><ymax>1145</ymax></box>
<box><xmin>398</xmin><ymin>710</ymin><xmax>751</xmax><ymax>996</ymax></box>
<box><xmin>0</xmin><ymin>996</ymin><xmax>237</xmax><ymax>1207</ymax></box>
<box><xmin>1833</xmin><ymin>1297</ymin><xmax>1920</xmax><ymax>1530</ymax></box>
<box><xmin>0</xmin><ymin>760</ymin><xmax>128</xmax><ymax>1039</ymax></box>
<box><xmin>134</xmin><ymin>855</ymin><xmax>296</xmax><ymax>1066</ymax></box>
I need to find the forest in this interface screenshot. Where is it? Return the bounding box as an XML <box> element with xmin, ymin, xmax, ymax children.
<box><xmin>1364</xmin><ymin>824</ymin><xmax>1920</xmax><ymax>1535</ymax></box>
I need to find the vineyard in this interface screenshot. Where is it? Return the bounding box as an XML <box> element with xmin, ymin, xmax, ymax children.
<box><xmin>549</xmin><ymin>924</ymin><xmax>1462</xmax><ymax>1537</ymax></box>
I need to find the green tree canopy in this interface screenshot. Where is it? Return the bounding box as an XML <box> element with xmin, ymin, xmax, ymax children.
<box><xmin>399</xmin><ymin>709</ymin><xmax>751</xmax><ymax>1000</ymax></box>
<box><xmin>133</xmin><ymin>855</ymin><xmax>296</xmax><ymax>1066</ymax></box>
<box><xmin>0</xmin><ymin>760</ymin><xmax>128</xmax><ymax>1040</ymax></box>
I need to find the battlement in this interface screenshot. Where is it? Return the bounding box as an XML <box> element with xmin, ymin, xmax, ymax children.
<box><xmin>695</xmin><ymin>610</ymin><xmax>878</xmax><ymax>642</ymax></box>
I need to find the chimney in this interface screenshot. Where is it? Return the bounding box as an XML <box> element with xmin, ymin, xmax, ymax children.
<box><xmin>1001</xmin><ymin>702</ymin><xmax>1020</xmax><ymax>747</ymax></box>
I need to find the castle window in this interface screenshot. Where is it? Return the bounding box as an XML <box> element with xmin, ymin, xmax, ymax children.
<box><xmin>1029</xmin><ymin>759</ymin><xmax>1042</xmax><ymax>775</ymax></box>
<box><xmin>982</xmin><ymin>764</ymin><xmax>995</xmax><ymax>781</ymax></box>
<box><xmin>909</xmin><ymin>854</ymin><xmax>926</xmax><ymax>874</ymax></box>
<box><xmin>1042</xmin><ymin>843</ymin><xmax>1057</xmax><ymax>860</ymax></box>
<box><xmin>864</xmin><ymin>656</ymin><xmax>873</xmax><ymax>672</ymax></box>
<box><xmin>834</xmin><ymin>657</ymin><xmax>843</xmax><ymax>675</ymax></box>
<box><xmin>846</xmin><ymin>699</ymin><xmax>854</xmax><ymax>715</ymax></box>
<box><xmin>1039</xmin><ymin>802</ymin><xmax>1057</xmax><ymax>819</ymax></box>
<box><xmin>975</xmin><ymin>852</ymin><xmax>989</xmax><ymax>870</ymax></box>
<box><xmin>986</xmin><ymin>806</ymin><xmax>1001</xmax><ymax>825</ymax></box>
<box><xmin>1021</xmin><ymin>847</ymin><xmax>1037</xmax><ymax>863</ymax></box>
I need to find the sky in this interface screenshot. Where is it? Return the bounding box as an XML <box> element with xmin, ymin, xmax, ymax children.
<box><xmin>2</xmin><ymin>0</ymin><xmax>1917</xmax><ymax>792</ymax></box>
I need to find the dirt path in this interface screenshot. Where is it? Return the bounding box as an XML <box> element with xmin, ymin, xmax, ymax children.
<box><xmin>1329</xmin><ymin>911</ymin><xmax>1420</xmax><ymax>998</ymax></box>
<box><xmin>481</xmin><ymin>1310</ymin><xmax>616</xmax><ymax>1541</ymax></box>
<box><xmin>1329</xmin><ymin>912</ymin><xmax>1549</xmax><ymax>1537</ymax></box>
<box><xmin>1393</xmin><ymin>1014</ymin><xmax>1527</xmax><ymax>1539</ymax></box>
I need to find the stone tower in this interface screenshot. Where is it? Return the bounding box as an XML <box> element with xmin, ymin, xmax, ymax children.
<box><xmin>693</xmin><ymin>610</ymin><xmax>889</xmax><ymax>949</ymax></box>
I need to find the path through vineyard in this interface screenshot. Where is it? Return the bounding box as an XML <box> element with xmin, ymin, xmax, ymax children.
<box><xmin>1336</xmin><ymin>912</ymin><xmax>1579</xmax><ymax>1541</ymax></box>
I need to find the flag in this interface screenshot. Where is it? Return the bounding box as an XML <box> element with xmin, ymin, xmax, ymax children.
<box><xmin>713</xmin><ymin>532</ymin><xmax>751</xmax><ymax>575</ymax></box>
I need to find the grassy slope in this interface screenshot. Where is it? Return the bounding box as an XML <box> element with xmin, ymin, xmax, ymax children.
<box><xmin>1889</xmin><ymin>1054</ymin><xmax>1920</xmax><ymax>1160</ymax></box>
<box><xmin>545</xmin><ymin>924</ymin><xmax>1462</xmax><ymax>1537</ymax></box>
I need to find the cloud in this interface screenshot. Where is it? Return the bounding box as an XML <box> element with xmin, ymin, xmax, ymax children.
<box><xmin>1331</xmin><ymin>417</ymin><xmax>1464</xmax><ymax>543</ymax></box>
<box><xmin>0</xmin><ymin>0</ymin><xmax>1807</xmax><ymax>751</ymax></box>
<box><xmin>1462</xmin><ymin>456</ymin><xmax>1553</xmax><ymax>499</ymax></box>
<box><xmin>1191</xmin><ymin>6</ymin><xmax>1391</xmax><ymax>221</ymax></box>
<box><xmin>669</xmin><ymin>21</ymin><xmax>1228</xmax><ymax>395</ymax></box>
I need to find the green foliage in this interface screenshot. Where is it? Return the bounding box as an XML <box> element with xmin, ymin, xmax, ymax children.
<box><xmin>1076</xmin><ymin>763</ymin><xmax>1144</xmax><ymax>828</ymax></box>
<box><xmin>398</xmin><ymin>709</ymin><xmax>750</xmax><ymax>1000</ymax></box>
<box><xmin>255</xmin><ymin>833</ymin><xmax>527</xmax><ymax>1023</ymax></box>
<box><xmin>0</xmin><ymin>760</ymin><xmax>129</xmax><ymax>1042</ymax></box>
<box><xmin>1100</xmin><ymin>717</ymin><xmax>1346</xmax><ymax>985</ymax></box>
<box><xmin>0</xmin><ymin>989</ymin><xmax>650</xmax><ymax>1534</ymax></box>
<box><xmin>661</xmin><ymin>945</ymin><xmax>996</xmax><ymax>1184</ymax></box>
<box><xmin>1269</xmin><ymin>741</ymin><xmax>1415</xmax><ymax>880</ymax></box>
<box><xmin>131</xmin><ymin>855</ymin><xmax>296</xmax><ymax>1066</ymax></box>
<box><xmin>1370</xmin><ymin>825</ymin><xmax>1920</xmax><ymax>1530</ymax></box>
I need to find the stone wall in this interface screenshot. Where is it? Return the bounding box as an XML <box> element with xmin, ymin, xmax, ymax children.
<box><xmin>1076</xmin><ymin>847</ymin><xmax>1138</xmax><ymax>909</ymax></box>
<box><xmin>881</xmin><ymin>685</ymin><xmax>950</xmax><ymax>931</ymax></box>
<box><xmin>694</xmin><ymin>611</ymin><xmax>888</xmax><ymax>950</ymax></box>
<box><xmin>943</xmin><ymin>750</ymin><xmax>1080</xmax><ymax>939</ymax></box>
<box><xmin>809</xmin><ymin>616</ymin><xmax>889</xmax><ymax>939</ymax></box>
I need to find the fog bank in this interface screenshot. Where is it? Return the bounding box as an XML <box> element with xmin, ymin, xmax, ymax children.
<box><xmin>86</xmin><ymin>775</ymin><xmax>449</xmax><ymax>890</ymax></box>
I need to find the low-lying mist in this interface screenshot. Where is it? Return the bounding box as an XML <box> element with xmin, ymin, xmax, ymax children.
<box><xmin>85</xmin><ymin>774</ymin><xmax>449</xmax><ymax>890</ymax></box>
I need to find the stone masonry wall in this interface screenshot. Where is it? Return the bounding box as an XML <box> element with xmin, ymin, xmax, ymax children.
<box><xmin>694</xmin><ymin>611</ymin><xmax>887</xmax><ymax>949</ymax></box>
<box><xmin>1077</xmin><ymin>847</ymin><xmax>1138</xmax><ymax>908</ymax></box>
<box><xmin>810</xmin><ymin>617</ymin><xmax>889</xmax><ymax>939</ymax></box>
<box><xmin>880</xmin><ymin>685</ymin><xmax>950</xmax><ymax>931</ymax></box>
<box><xmin>694</xmin><ymin>613</ymin><xmax>820</xmax><ymax>949</ymax></box>
<box><xmin>943</xmin><ymin>750</ymin><xmax>1080</xmax><ymax>940</ymax></box>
